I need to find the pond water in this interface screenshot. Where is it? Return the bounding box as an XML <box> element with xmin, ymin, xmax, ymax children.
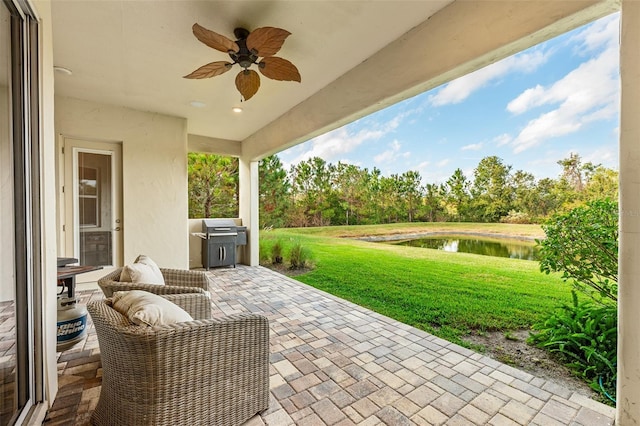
<box><xmin>392</xmin><ymin>235</ymin><xmax>540</xmax><ymax>261</ymax></box>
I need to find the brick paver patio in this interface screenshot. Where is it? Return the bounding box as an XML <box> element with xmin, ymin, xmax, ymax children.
<box><xmin>46</xmin><ymin>265</ymin><xmax>615</xmax><ymax>425</ymax></box>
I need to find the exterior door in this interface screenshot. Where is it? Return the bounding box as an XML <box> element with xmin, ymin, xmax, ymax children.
<box><xmin>62</xmin><ymin>138</ymin><xmax>123</xmax><ymax>282</ymax></box>
<box><xmin>1</xmin><ymin>2</ymin><xmax>44</xmax><ymax>424</ymax></box>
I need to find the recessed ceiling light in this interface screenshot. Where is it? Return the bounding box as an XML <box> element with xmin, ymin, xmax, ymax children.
<box><xmin>53</xmin><ymin>66</ymin><xmax>72</xmax><ymax>75</ymax></box>
<box><xmin>232</xmin><ymin>107</ymin><xmax>243</xmax><ymax>113</ymax></box>
<box><xmin>189</xmin><ymin>101</ymin><xmax>207</xmax><ymax>108</ymax></box>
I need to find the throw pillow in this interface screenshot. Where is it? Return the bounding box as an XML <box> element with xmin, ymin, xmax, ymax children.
<box><xmin>122</xmin><ymin>263</ymin><xmax>164</xmax><ymax>285</ymax></box>
<box><xmin>134</xmin><ymin>254</ymin><xmax>163</xmax><ymax>281</ymax></box>
<box><xmin>119</xmin><ymin>254</ymin><xmax>165</xmax><ymax>284</ymax></box>
<box><xmin>109</xmin><ymin>290</ymin><xmax>193</xmax><ymax>326</ymax></box>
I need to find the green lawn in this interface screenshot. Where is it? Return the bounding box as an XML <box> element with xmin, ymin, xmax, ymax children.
<box><xmin>260</xmin><ymin>223</ymin><xmax>572</xmax><ymax>347</ymax></box>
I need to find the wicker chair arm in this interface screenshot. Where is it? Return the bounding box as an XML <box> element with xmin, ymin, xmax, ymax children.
<box><xmin>97</xmin><ymin>268</ymin><xmax>122</xmax><ymax>287</ymax></box>
<box><xmin>161</xmin><ymin>293</ymin><xmax>212</xmax><ymax>320</ymax></box>
<box><xmin>159</xmin><ymin>268</ymin><xmax>210</xmax><ymax>290</ymax></box>
<box><xmin>98</xmin><ymin>281</ymin><xmax>207</xmax><ymax>298</ymax></box>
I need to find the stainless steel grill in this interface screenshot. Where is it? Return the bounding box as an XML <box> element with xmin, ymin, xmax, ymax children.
<box><xmin>201</xmin><ymin>219</ymin><xmax>247</xmax><ymax>269</ymax></box>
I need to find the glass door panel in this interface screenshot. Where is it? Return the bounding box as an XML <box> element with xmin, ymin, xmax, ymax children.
<box><xmin>0</xmin><ymin>5</ymin><xmax>17</xmax><ymax>424</ymax></box>
<box><xmin>77</xmin><ymin>152</ymin><xmax>113</xmax><ymax>267</ymax></box>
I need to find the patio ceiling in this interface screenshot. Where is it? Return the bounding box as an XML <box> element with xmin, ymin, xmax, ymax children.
<box><xmin>50</xmin><ymin>1</ymin><xmax>618</xmax><ymax>161</ymax></box>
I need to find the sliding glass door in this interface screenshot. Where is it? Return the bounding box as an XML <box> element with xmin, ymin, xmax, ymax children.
<box><xmin>0</xmin><ymin>6</ymin><xmax>17</xmax><ymax>423</ymax></box>
<box><xmin>0</xmin><ymin>1</ymin><xmax>43</xmax><ymax>424</ymax></box>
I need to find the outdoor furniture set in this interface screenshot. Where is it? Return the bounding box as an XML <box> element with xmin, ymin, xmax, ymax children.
<box><xmin>87</xmin><ymin>255</ymin><xmax>269</xmax><ymax>426</ymax></box>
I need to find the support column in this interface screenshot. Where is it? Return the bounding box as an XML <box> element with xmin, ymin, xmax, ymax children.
<box><xmin>238</xmin><ymin>157</ymin><xmax>259</xmax><ymax>266</ymax></box>
<box><xmin>618</xmin><ymin>1</ymin><xmax>640</xmax><ymax>423</ymax></box>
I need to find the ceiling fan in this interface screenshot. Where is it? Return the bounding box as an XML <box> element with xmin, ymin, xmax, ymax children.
<box><xmin>184</xmin><ymin>23</ymin><xmax>301</xmax><ymax>101</ymax></box>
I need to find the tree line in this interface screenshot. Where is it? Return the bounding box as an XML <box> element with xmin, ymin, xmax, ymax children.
<box><xmin>188</xmin><ymin>152</ymin><xmax>618</xmax><ymax>228</ymax></box>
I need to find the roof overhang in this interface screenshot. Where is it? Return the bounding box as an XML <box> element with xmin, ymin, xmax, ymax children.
<box><xmin>50</xmin><ymin>1</ymin><xmax>620</xmax><ymax>161</ymax></box>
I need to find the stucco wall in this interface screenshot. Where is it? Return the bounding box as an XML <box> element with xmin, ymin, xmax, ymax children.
<box><xmin>32</xmin><ymin>0</ymin><xmax>61</xmax><ymax>412</ymax></box>
<box><xmin>55</xmin><ymin>97</ymin><xmax>189</xmax><ymax>268</ymax></box>
<box><xmin>617</xmin><ymin>1</ymin><xmax>640</xmax><ymax>423</ymax></box>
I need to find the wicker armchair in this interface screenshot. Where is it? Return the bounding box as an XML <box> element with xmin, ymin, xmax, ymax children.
<box><xmin>87</xmin><ymin>293</ymin><xmax>270</xmax><ymax>426</ymax></box>
<box><xmin>98</xmin><ymin>267</ymin><xmax>210</xmax><ymax>298</ymax></box>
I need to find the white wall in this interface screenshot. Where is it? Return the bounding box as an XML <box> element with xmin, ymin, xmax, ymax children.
<box><xmin>32</xmin><ymin>0</ymin><xmax>62</xmax><ymax>413</ymax></box>
<box><xmin>617</xmin><ymin>1</ymin><xmax>640</xmax><ymax>423</ymax></box>
<box><xmin>55</xmin><ymin>97</ymin><xmax>189</xmax><ymax>268</ymax></box>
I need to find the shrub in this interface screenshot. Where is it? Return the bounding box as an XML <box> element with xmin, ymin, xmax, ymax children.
<box><xmin>529</xmin><ymin>291</ymin><xmax>617</xmax><ymax>403</ymax></box>
<box><xmin>259</xmin><ymin>240</ymin><xmax>271</xmax><ymax>264</ymax></box>
<box><xmin>271</xmin><ymin>240</ymin><xmax>283</xmax><ymax>264</ymax></box>
<box><xmin>289</xmin><ymin>242</ymin><xmax>310</xmax><ymax>270</ymax></box>
<box><xmin>538</xmin><ymin>199</ymin><xmax>618</xmax><ymax>303</ymax></box>
<box><xmin>500</xmin><ymin>210</ymin><xmax>533</xmax><ymax>224</ymax></box>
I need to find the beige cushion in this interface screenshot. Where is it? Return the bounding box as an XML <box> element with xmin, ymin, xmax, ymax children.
<box><xmin>108</xmin><ymin>290</ymin><xmax>193</xmax><ymax>326</ymax></box>
<box><xmin>120</xmin><ymin>254</ymin><xmax>165</xmax><ymax>285</ymax></box>
<box><xmin>135</xmin><ymin>254</ymin><xmax>163</xmax><ymax>279</ymax></box>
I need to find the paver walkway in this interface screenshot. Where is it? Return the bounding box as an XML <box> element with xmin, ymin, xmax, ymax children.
<box><xmin>47</xmin><ymin>265</ymin><xmax>615</xmax><ymax>425</ymax></box>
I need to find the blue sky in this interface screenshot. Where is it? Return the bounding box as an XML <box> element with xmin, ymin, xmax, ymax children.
<box><xmin>278</xmin><ymin>13</ymin><xmax>620</xmax><ymax>184</ymax></box>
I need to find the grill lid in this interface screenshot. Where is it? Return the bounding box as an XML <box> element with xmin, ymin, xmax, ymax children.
<box><xmin>202</xmin><ymin>218</ymin><xmax>242</xmax><ymax>233</ymax></box>
<box><xmin>203</xmin><ymin>218</ymin><xmax>237</xmax><ymax>228</ymax></box>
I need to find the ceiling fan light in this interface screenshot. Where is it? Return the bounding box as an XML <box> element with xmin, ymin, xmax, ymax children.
<box><xmin>232</xmin><ymin>107</ymin><xmax>243</xmax><ymax>113</ymax></box>
<box><xmin>238</xmin><ymin>56</ymin><xmax>254</xmax><ymax>69</ymax></box>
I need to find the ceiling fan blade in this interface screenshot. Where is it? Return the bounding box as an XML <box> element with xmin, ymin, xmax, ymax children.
<box><xmin>246</xmin><ymin>27</ymin><xmax>291</xmax><ymax>57</ymax></box>
<box><xmin>235</xmin><ymin>69</ymin><xmax>260</xmax><ymax>101</ymax></box>
<box><xmin>259</xmin><ymin>57</ymin><xmax>301</xmax><ymax>82</ymax></box>
<box><xmin>192</xmin><ymin>23</ymin><xmax>239</xmax><ymax>53</ymax></box>
<box><xmin>183</xmin><ymin>61</ymin><xmax>233</xmax><ymax>79</ymax></box>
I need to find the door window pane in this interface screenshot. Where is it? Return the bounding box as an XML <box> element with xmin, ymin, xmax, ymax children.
<box><xmin>0</xmin><ymin>5</ymin><xmax>17</xmax><ymax>424</ymax></box>
<box><xmin>79</xmin><ymin>166</ymin><xmax>99</xmax><ymax>227</ymax></box>
<box><xmin>78</xmin><ymin>152</ymin><xmax>113</xmax><ymax>266</ymax></box>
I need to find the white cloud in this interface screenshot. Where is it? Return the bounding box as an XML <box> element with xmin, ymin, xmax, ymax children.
<box><xmin>417</xmin><ymin>159</ymin><xmax>454</xmax><ymax>185</ymax></box>
<box><xmin>581</xmin><ymin>146</ymin><xmax>618</xmax><ymax>169</ymax></box>
<box><xmin>508</xmin><ymin>15</ymin><xmax>619</xmax><ymax>153</ymax></box>
<box><xmin>374</xmin><ymin>140</ymin><xmax>407</xmax><ymax>164</ymax></box>
<box><xmin>493</xmin><ymin>133</ymin><xmax>512</xmax><ymax>147</ymax></box>
<box><xmin>527</xmin><ymin>154</ymin><xmax>562</xmax><ymax>168</ymax></box>
<box><xmin>428</xmin><ymin>49</ymin><xmax>550</xmax><ymax>106</ymax></box>
<box><xmin>506</xmin><ymin>85</ymin><xmax>546</xmax><ymax>115</ymax></box>
<box><xmin>570</xmin><ymin>12</ymin><xmax>619</xmax><ymax>53</ymax></box>
<box><xmin>461</xmin><ymin>143</ymin><xmax>483</xmax><ymax>151</ymax></box>
<box><xmin>293</xmin><ymin>127</ymin><xmax>384</xmax><ymax>163</ymax></box>
<box><xmin>283</xmin><ymin>109</ymin><xmax>410</xmax><ymax>168</ymax></box>
<box><xmin>512</xmin><ymin>111</ymin><xmax>583</xmax><ymax>153</ymax></box>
